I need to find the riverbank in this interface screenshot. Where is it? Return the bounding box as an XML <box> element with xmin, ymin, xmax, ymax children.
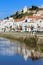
<box><xmin>0</xmin><ymin>32</ymin><xmax>43</xmax><ymax>50</ymax></box>
<box><xmin>0</xmin><ymin>32</ymin><xmax>43</xmax><ymax>45</ymax></box>
<box><xmin>0</xmin><ymin>32</ymin><xmax>38</xmax><ymax>45</ymax></box>
<box><xmin>0</xmin><ymin>32</ymin><xmax>43</xmax><ymax>59</ymax></box>
<box><xmin>0</xmin><ymin>32</ymin><xmax>43</xmax><ymax>48</ymax></box>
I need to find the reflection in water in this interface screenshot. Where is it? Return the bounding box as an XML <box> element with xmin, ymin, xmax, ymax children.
<box><xmin>0</xmin><ymin>37</ymin><xmax>31</xmax><ymax>61</ymax></box>
<box><xmin>0</xmin><ymin>38</ymin><xmax>43</xmax><ymax>65</ymax></box>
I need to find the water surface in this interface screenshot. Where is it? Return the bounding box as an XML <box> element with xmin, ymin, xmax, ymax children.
<box><xmin>0</xmin><ymin>37</ymin><xmax>43</xmax><ymax>65</ymax></box>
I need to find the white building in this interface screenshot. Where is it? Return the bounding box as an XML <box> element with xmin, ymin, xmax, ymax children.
<box><xmin>23</xmin><ymin>6</ymin><xmax>28</xmax><ymax>13</ymax></box>
<box><xmin>0</xmin><ymin>15</ymin><xmax>43</xmax><ymax>32</ymax></box>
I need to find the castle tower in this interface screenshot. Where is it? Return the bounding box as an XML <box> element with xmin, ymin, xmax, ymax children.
<box><xmin>23</xmin><ymin>6</ymin><xmax>28</xmax><ymax>13</ymax></box>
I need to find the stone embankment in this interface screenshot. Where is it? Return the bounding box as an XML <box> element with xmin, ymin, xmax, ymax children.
<box><xmin>0</xmin><ymin>32</ymin><xmax>43</xmax><ymax>59</ymax></box>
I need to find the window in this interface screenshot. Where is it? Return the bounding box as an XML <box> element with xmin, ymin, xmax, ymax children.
<box><xmin>25</xmin><ymin>19</ymin><xmax>27</xmax><ymax>22</ymax></box>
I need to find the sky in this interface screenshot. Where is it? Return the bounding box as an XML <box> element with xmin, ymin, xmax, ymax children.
<box><xmin>0</xmin><ymin>0</ymin><xmax>43</xmax><ymax>19</ymax></box>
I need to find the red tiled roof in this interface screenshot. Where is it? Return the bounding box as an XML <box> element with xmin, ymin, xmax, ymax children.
<box><xmin>36</xmin><ymin>17</ymin><xmax>41</xmax><ymax>20</ymax></box>
<box><xmin>14</xmin><ymin>16</ymin><xmax>41</xmax><ymax>22</ymax></box>
<box><xmin>28</xmin><ymin>16</ymin><xmax>36</xmax><ymax>18</ymax></box>
<box><xmin>15</xmin><ymin>16</ymin><xmax>26</xmax><ymax>22</ymax></box>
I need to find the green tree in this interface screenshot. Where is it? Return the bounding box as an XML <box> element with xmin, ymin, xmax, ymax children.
<box><xmin>32</xmin><ymin>6</ymin><xmax>39</xmax><ymax>10</ymax></box>
<box><xmin>15</xmin><ymin>11</ymin><xmax>19</xmax><ymax>16</ymax></box>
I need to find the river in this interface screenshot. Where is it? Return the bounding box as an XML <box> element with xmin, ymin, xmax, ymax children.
<box><xmin>0</xmin><ymin>37</ymin><xmax>43</xmax><ymax>65</ymax></box>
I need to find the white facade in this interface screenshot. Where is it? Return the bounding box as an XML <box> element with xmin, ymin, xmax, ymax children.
<box><xmin>23</xmin><ymin>6</ymin><xmax>28</xmax><ymax>13</ymax></box>
<box><xmin>0</xmin><ymin>16</ymin><xmax>43</xmax><ymax>32</ymax></box>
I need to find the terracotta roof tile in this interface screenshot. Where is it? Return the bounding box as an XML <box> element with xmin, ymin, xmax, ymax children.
<box><xmin>15</xmin><ymin>16</ymin><xmax>25</xmax><ymax>22</ymax></box>
<box><xmin>15</xmin><ymin>16</ymin><xmax>41</xmax><ymax>22</ymax></box>
<box><xmin>27</xmin><ymin>16</ymin><xmax>36</xmax><ymax>18</ymax></box>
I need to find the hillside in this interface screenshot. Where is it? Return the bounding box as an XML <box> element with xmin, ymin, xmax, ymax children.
<box><xmin>5</xmin><ymin>6</ymin><xmax>43</xmax><ymax>19</ymax></box>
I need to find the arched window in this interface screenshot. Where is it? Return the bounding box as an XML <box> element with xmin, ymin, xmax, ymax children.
<box><xmin>25</xmin><ymin>19</ymin><xmax>27</xmax><ymax>22</ymax></box>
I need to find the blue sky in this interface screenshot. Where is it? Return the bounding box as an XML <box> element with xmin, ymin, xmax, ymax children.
<box><xmin>0</xmin><ymin>0</ymin><xmax>43</xmax><ymax>19</ymax></box>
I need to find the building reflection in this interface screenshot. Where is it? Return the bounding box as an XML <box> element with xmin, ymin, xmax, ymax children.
<box><xmin>0</xmin><ymin>38</ymin><xmax>31</xmax><ymax>61</ymax></box>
